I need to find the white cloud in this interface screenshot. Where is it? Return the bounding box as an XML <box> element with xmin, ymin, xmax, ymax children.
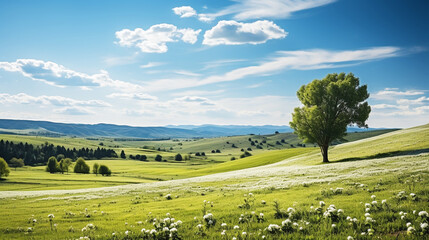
<box><xmin>246</xmin><ymin>80</ymin><xmax>271</xmax><ymax>88</ymax></box>
<box><xmin>396</xmin><ymin>96</ymin><xmax>429</xmax><ymax>105</ymax></box>
<box><xmin>143</xmin><ymin>46</ymin><xmax>401</xmax><ymax>92</ymax></box>
<box><xmin>0</xmin><ymin>59</ymin><xmax>151</xmax><ymax>93</ymax></box>
<box><xmin>371</xmin><ymin>88</ymin><xmax>426</xmax><ymax>100</ymax></box>
<box><xmin>202</xmin><ymin>59</ymin><xmax>247</xmax><ymax>70</ymax></box>
<box><xmin>203</xmin><ymin>20</ymin><xmax>287</xmax><ymax>46</ymax></box>
<box><xmin>171</xmin><ymin>89</ymin><xmax>225</xmax><ymax>97</ymax></box>
<box><xmin>0</xmin><ymin>93</ymin><xmax>111</xmax><ymax>107</ymax></box>
<box><xmin>107</xmin><ymin>93</ymin><xmax>158</xmax><ymax>101</ymax></box>
<box><xmin>53</xmin><ymin>106</ymin><xmax>93</xmax><ymax>115</ymax></box>
<box><xmin>140</xmin><ymin>62</ymin><xmax>164</xmax><ymax>69</ymax></box>
<box><xmin>173</xmin><ymin>70</ymin><xmax>201</xmax><ymax>77</ymax></box>
<box><xmin>198</xmin><ymin>0</ymin><xmax>336</xmax><ymax>21</ymax></box>
<box><xmin>172</xmin><ymin>6</ymin><xmax>197</xmax><ymax>18</ymax></box>
<box><xmin>103</xmin><ymin>52</ymin><xmax>139</xmax><ymax>66</ymax></box>
<box><xmin>115</xmin><ymin>24</ymin><xmax>201</xmax><ymax>53</ymax></box>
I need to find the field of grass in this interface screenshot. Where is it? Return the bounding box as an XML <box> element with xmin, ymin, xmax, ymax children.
<box><xmin>0</xmin><ymin>125</ymin><xmax>427</xmax><ymax>239</ymax></box>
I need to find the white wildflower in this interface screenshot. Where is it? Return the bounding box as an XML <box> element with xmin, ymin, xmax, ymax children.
<box><xmin>234</xmin><ymin>225</ymin><xmax>240</xmax><ymax>230</ymax></box>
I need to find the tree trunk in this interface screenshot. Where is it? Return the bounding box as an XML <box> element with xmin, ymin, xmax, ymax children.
<box><xmin>320</xmin><ymin>145</ymin><xmax>330</xmax><ymax>163</ymax></box>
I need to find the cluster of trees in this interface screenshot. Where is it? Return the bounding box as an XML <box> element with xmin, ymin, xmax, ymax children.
<box><xmin>0</xmin><ymin>140</ymin><xmax>118</xmax><ymax>166</ymax></box>
<box><xmin>45</xmin><ymin>156</ymin><xmax>111</xmax><ymax>176</ymax></box>
<box><xmin>129</xmin><ymin>154</ymin><xmax>147</xmax><ymax>161</ymax></box>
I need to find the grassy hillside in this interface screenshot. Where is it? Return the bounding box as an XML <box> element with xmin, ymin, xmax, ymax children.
<box><xmin>0</xmin><ymin>124</ymin><xmax>427</xmax><ymax>239</ymax></box>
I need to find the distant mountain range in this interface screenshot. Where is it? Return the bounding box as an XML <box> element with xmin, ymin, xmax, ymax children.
<box><xmin>0</xmin><ymin>119</ymin><xmax>389</xmax><ymax>139</ymax></box>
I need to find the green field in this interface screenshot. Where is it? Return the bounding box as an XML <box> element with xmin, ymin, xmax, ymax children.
<box><xmin>0</xmin><ymin>125</ymin><xmax>428</xmax><ymax>239</ymax></box>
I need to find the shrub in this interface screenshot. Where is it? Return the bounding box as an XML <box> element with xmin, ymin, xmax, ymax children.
<box><xmin>46</xmin><ymin>156</ymin><xmax>59</xmax><ymax>173</ymax></box>
<box><xmin>175</xmin><ymin>154</ymin><xmax>183</xmax><ymax>161</ymax></box>
<box><xmin>74</xmin><ymin>158</ymin><xmax>90</xmax><ymax>174</ymax></box>
<box><xmin>98</xmin><ymin>165</ymin><xmax>111</xmax><ymax>176</ymax></box>
<box><xmin>240</xmin><ymin>151</ymin><xmax>252</xmax><ymax>158</ymax></box>
<box><xmin>0</xmin><ymin>157</ymin><xmax>10</xmax><ymax>179</ymax></box>
<box><xmin>9</xmin><ymin>158</ymin><xmax>24</xmax><ymax>170</ymax></box>
<box><xmin>93</xmin><ymin>163</ymin><xmax>99</xmax><ymax>175</ymax></box>
<box><xmin>155</xmin><ymin>154</ymin><xmax>162</xmax><ymax>162</ymax></box>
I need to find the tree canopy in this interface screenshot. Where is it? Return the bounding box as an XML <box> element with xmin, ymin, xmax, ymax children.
<box><xmin>0</xmin><ymin>157</ymin><xmax>10</xmax><ymax>179</ymax></box>
<box><xmin>290</xmin><ymin>73</ymin><xmax>371</xmax><ymax>163</ymax></box>
<box><xmin>74</xmin><ymin>158</ymin><xmax>90</xmax><ymax>174</ymax></box>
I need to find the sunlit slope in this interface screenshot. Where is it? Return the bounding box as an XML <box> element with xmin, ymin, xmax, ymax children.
<box><xmin>188</xmin><ymin>147</ymin><xmax>316</xmax><ymax>176</ymax></box>
<box><xmin>293</xmin><ymin>123</ymin><xmax>429</xmax><ymax>165</ymax></box>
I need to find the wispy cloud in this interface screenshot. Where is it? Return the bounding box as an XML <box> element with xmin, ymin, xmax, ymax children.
<box><xmin>103</xmin><ymin>52</ymin><xmax>139</xmax><ymax>66</ymax></box>
<box><xmin>202</xmin><ymin>59</ymin><xmax>247</xmax><ymax>70</ymax></box>
<box><xmin>143</xmin><ymin>47</ymin><xmax>402</xmax><ymax>91</ymax></box>
<box><xmin>203</xmin><ymin>20</ymin><xmax>287</xmax><ymax>46</ymax></box>
<box><xmin>107</xmin><ymin>92</ymin><xmax>158</xmax><ymax>101</ymax></box>
<box><xmin>0</xmin><ymin>59</ymin><xmax>150</xmax><ymax>93</ymax></box>
<box><xmin>371</xmin><ymin>88</ymin><xmax>425</xmax><ymax>100</ymax></box>
<box><xmin>173</xmin><ymin>70</ymin><xmax>201</xmax><ymax>77</ymax></box>
<box><xmin>0</xmin><ymin>93</ymin><xmax>111</xmax><ymax>107</ymax></box>
<box><xmin>246</xmin><ymin>80</ymin><xmax>271</xmax><ymax>88</ymax></box>
<box><xmin>115</xmin><ymin>24</ymin><xmax>201</xmax><ymax>53</ymax></box>
<box><xmin>140</xmin><ymin>62</ymin><xmax>164</xmax><ymax>69</ymax></box>
<box><xmin>197</xmin><ymin>0</ymin><xmax>336</xmax><ymax>22</ymax></box>
<box><xmin>53</xmin><ymin>106</ymin><xmax>93</xmax><ymax>115</ymax></box>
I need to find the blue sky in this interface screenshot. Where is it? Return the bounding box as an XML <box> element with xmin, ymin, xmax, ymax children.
<box><xmin>0</xmin><ymin>0</ymin><xmax>428</xmax><ymax>128</ymax></box>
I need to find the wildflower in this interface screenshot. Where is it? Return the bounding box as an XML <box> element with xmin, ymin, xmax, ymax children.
<box><xmin>365</xmin><ymin>208</ymin><xmax>370</xmax><ymax>212</ymax></box>
<box><xmin>365</xmin><ymin>203</ymin><xmax>371</xmax><ymax>208</ymax></box>
<box><xmin>112</xmin><ymin>232</ymin><xmax>116</xmax><ymax>236</ymax></box>
<box><xmin>261</xmin><ymin>200</ymin><xmax>266</xmax><ymax>205</ymax></box>
<box><xmin>232</xmin><ymin>237</ymin><xmax>237</xmax><ymax>240</ymax></box>
<box><xmin>331</xmin><ymin>224</ymin><xmax>337</xmax><ymax>228</ymax></box>
<box><xmin>371</xmin><ymin>201</ymin><xmax>378</xmax><ymax>205</ymax></box>
<box><xmin>242</xmin><ymin>231</ymin><xmax>247</xmax><ymax>236</ymax></box>
<box><xmin>221</xmin><ymin>223</ymin><xmax>227</xmax><ymax>228</ymax></box>
<box><xmin>32</xmin><ymin>219</ymin><xmax>37</xmax><ymax>223</ymax></box>
<box><xmin>407</xmin><ymin>226</ymin><xmax>415</xmax><ymax>235</ymax></box>
<box><xmin>421</xmin><ymin>222</ymin><xmax>428</xmax><ymax>231</ymax></box>
<box><xmin>163</xmin><ymin>227</ymin><xmax>169</xmax><ymax>232</ymax></box>
<box><xmin>260</xmin><ymin>213</ymin><xmax>264</xmax><ymax>217</ymax></box>
<box><xmin>27</xmin><ymin>227</ymin><xmax>33</xmax><ymax>232</ymax></box>
<box><xmin>197</xmin><ymin>224</ymin><xmax>203</xmax><ymax>229</ymax></box>
<box><xmin>221</xmin><ymin>230</ymin><xmax>226</xmax><ymax>236</ymax></box>
<box><xmin>364</xmin><ymin>213</ymin><xmax>371</xmax><ymax>217</ymax></box>
<box><xmin>48</xmin><ymin>214</ymin><xmax>55</xmax><ymax>219</ymax></box>
<box><xmin>320</xmin><ymin>201</ymin><xmax>325</xmax><ymax>207</ymax></box>
<box><xmin>86</xmin><ymin>223</ymin><xmax>95</xmax><ymax>229</ymax></box>
<box><xmin>248</xmin><ymin>193</ymin><xmax>253</xmax><ymax>197</ymax></box>
<box><xmin>262</xmin><ymin>235</ymin><xmax>266</xmax><ymax>239</ymax></box>
<box><xmin>338</xmin><ymin>209</ymin><xmax>344</xmax><ymax>215</ymax></box>
<box><xmin>267</xmin><ymin>224</ymin><xmax>280</xmax><ymax>233</ymax></box>
<box><xmin>234</xmin><ymin>225</ymin><xmax>240</xmax><ymax>230</ymax></box>
<box><xmin>176</xmin><ymin>220</ymin><xmax>182</xmax><ymax>225</ymax></box>
<box><xmin>371</xmin><ymin>195</ymin><xmax>376</xmax><ymax>199</ymax></box>
<box><xmin>150</xmin><ymin>229</ymin><xmax>157</xmax><ymax>234</ymax></box>
<box><xmin>347</xmin><ymin>236</ymin><xmax>354</xmax><ymax>240</ymax></box>
<box><xmin>287</xmin><ymin>207</ymin><xmax>295</xmax><ymax>213</ymax></box>
<box><xmin>125</xmin><ymin>230</ymin><xmax>129</xmax><ymax>236</ymax></box>
<box><xmin>141</xmin><ymin>228</ymin><xmax>146</xmax><ymax>233</ymax></box>
<box><xmin>406</xmin><ymin>222</ymin><xmax>412</xmax><ymax>228</ymax></box>
<box><xmin>170</xmin><ymin>227</ymin><xmax>177</xmax><ymax>232</ymax></box>
<box><xmin>367</xmin><ymin>228</ymin><xmax>374</xmax><ymax>236</ymax></box>
<box><xmin>382</xmin><ymin>199</ymin><xmax>387</xmax><ymax>204</ymax></box>
<box><xmin>81</xmin><ymin>227</ymin><xmax>87</xmax><ymax>232</ymax></box>
<box><xmin>419</xmin><ymin>211</ymin><xmax>428</xmax><ymax>218</ymax></box>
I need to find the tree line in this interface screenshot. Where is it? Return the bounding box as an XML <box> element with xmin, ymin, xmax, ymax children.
<box><xmin>0</xmin><ymin>140</ymin><xmax>118</xmax><ymax>166</ymax></box>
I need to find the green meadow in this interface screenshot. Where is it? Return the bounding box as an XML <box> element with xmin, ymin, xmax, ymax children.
<box><xmin>0</xmin><ymin>125</ymin><xmax>428</xmax><ymax>239</ymax></box>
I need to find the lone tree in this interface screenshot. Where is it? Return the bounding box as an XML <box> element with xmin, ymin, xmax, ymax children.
<box><xmin>46</xmin><ymin>156</ymin><xmax>59</xmax><ymax>173</ymax></box>
<box><xmin>9</xmin><ymin>158</ymin><xmax>24</xmax><ymax>171</ymax></box>
<box><xmin>0</xmin><ymin>157</ymin><xmax>10</xmax><ymax>179</ymax></box>
<box><xmin>290</xmin><ymin>73</ymin><xmax>371</xmax><ymax>163</ymax></box>
<box><xmin>120</xmin><ymin>150</ymin><xmax>126</xmax><ymax>159</ymax></box>
<box><xmin>98</xmin><ymin>165</ymin><xmax>111</xmax><ymax>176</ymax></box>
<box><xmin>175</xmin><ymin>153</ymin><xmax>183</xmax><ymax>161</ymax></box>
<box><xmin>74</xmin><ymin>157</ymin><xmax>90</xmax><ymax>174</ymax></box>
<box><xmin>93</xmin><ymin>163</ymin><xmax>100</xmax><ymax>175</ymax></box>
<box><xmin>59</xmin><ymin>158</ymin><xmax>72</xmax><ymax>174</ymax></box>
